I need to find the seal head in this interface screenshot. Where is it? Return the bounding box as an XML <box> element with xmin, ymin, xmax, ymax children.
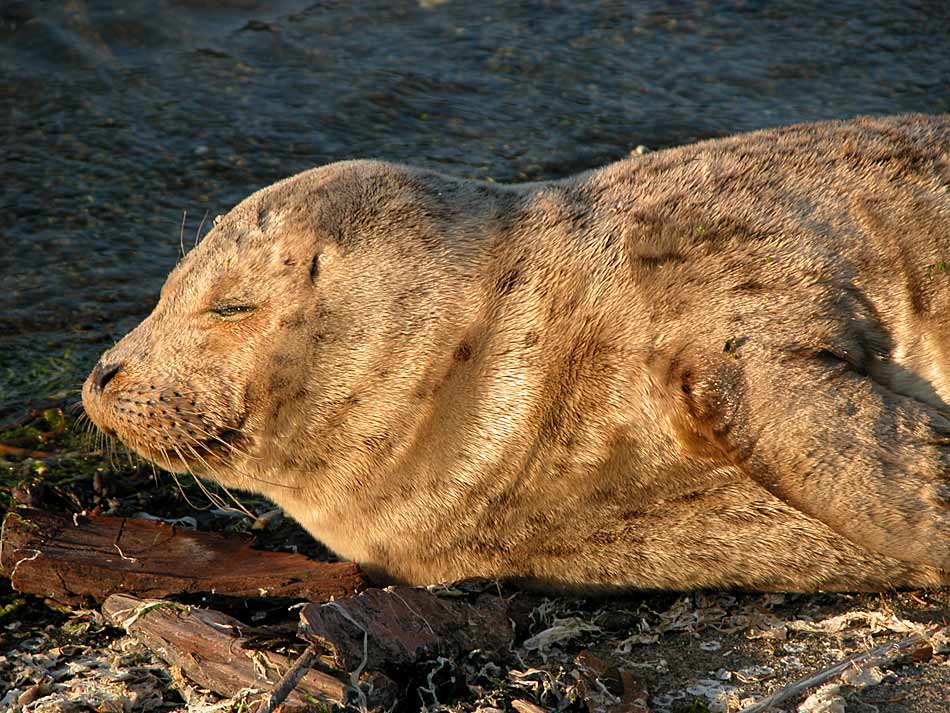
<box><xmin>83</xmin><ymin>159</ymin><xmax>504</xmax><ymax>525</ymax></box>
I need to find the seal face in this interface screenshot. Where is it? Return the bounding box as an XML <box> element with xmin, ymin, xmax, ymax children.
<box><xmin>84</xmin><ymin>115</ymin><xmax>950</xmax><ymax>593</ymax></box>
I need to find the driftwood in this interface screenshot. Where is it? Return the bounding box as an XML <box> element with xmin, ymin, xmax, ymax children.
<box><xmin>103</xmin><ymin>593</ymin><xmax>396</xmax><ymax>711</ymax></box>
<box><xmin>300</xmin><ymin>585</ymin><xmax>516</xmax><ymax>671</ymax></box>
<box><xmin>742</xmin><ymin>623</ymin><xmax>948</xmax><ymax>713</ymax></box>
<box><xmin>257</xmin><ymin>645</ymin><xmax>320</xmax><ymax>713</ymax></box>
<box><xmin>0</xmin><ymin>508</ymin><xmax>366</xmax><ymax>606</ymax></box>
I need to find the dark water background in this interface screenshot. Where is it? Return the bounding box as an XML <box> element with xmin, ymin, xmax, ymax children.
<box><xmin>1</xmin><ymin>0</ymin><xmax>949</xmax><ymax>418</ymax></box>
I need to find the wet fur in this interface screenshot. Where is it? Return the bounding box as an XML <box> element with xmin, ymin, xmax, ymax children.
<box><xmin>84</xmin><ymin>114</ymin><xmax>950</xmax><ymax>593</ymax></box>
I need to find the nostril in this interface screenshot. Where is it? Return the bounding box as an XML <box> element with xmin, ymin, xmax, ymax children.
<box><xmin>92</xmin><ymin>361</ymin><xmax>124</xmax><ymax>391</ymax></box>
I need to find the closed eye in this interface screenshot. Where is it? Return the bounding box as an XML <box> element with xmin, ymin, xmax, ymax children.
<box><xmin>211</xmin><ymin>304</ymin><xmax>255</xmax><ymax>318</ymax></box>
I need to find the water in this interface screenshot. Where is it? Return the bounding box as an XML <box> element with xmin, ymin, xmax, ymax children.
<box><xmin>2</xmin><ymin>0</ymin><xmax>949</xmax><ymax>417</ymax></box>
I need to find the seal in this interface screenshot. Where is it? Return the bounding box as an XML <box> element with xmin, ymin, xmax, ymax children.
<box><xmin>83</xmin><ymin>114</ymin><xmax>950</xmax><ymax>593</ymax></box>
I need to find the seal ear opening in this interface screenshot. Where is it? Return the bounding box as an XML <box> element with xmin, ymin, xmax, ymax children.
<box><xmin>309</xmin><ymin>253</ymin><xmax>320</xmax><ymax>283</ymax></box>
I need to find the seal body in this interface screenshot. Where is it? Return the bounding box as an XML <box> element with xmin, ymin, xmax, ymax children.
<box><xmin>83</xmin><ymin>114</ymin><xmax>950</xmax><ymax>593</ymax></box>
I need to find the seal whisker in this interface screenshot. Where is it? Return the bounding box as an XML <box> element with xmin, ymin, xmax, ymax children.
<box><xmin>175</xmin><ymin>425</ymin><xmax>292</xmax><ymax>492</ymax></box>
<box><xmin>171</xmin><ymin>470</ymin><xmax>213</xmax><ymax>512</ymax></box>
<box><xmin>191</xmin><ymin>474</ymin><xmax>233</xmax><ymax>513</ymax></box>
<box><xmin>178</xmin><ymin>209</ymin><xmax>187</xmax><ymax>260</ymax></box>
<box><xmin>159</xmin><ymin>446</ymin><xmax>213</xmax><ymax>510</ymax></box>
<box><xmin>99</xmin><ymin>430</ymin><xmax>114</xmax><ymax>465</ymax></box>
<box><xmin>124</xmin><ymin>446</ymin><xmax>136</xmax><ymax>469</ymax></box>
<box><xmin>146</xmin><ymin>445</ymin><xmax>168</xmax><ymax>486</ymax></box>
<box><xmin>170</xmin><ymin>441</ymin><xmax>236</xmax><ymax>513</ymax></box>
<box><xmin>179</xmin><ymin>419</ymin><xmax>256</xmax><ymax>462</ymax></box>
<box><xmin>140</xmin><ymin>443</ymin><xmax>161</xmax><ymax>485</ymax></box>
<box><xmin>180</xmin><ymin>436</ymin><xmax>255</xmax><ymax>518</ymax></box>
<box><xmin>194</xmin><ymin>208</ymin><xmax>210</xmax><ymax>249</ymax></box>
<box><xmin>73</xmin><ymin>412</ymin><xmax>98</xmax><ymax>450</ymax></box>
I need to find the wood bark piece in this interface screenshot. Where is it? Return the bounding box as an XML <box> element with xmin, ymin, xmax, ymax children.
<box><xmin>102</xmin><ymin>593</ymin><xmax>384</xmax><ymax>711</ymax></box>
<box><xmin>299</xmin><ymin>585</ymin><xmax>515</xmax><ymax>672</ymax></box>
<box><xmin>0</xmin><ymin>508</ymin><xmax>366</xmax><ymax>607</ymax></box>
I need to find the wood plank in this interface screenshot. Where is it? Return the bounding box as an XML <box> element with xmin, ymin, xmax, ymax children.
<box><xmin>0</xmin><ymin>508</ymin><xmax>366</xmax><ymax>606</ymax></box>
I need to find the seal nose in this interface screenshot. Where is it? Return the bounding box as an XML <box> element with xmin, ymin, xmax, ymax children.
<box><xmin>91</xmin><ymin>361</ymin><xmax>124</xmax><ymax>392</ymax></box>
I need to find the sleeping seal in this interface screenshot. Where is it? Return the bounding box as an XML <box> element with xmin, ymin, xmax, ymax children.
<box><xmin>83</xmin><ymin>114</ymin><xmax>950</xmax><ymax>592</ymax></box>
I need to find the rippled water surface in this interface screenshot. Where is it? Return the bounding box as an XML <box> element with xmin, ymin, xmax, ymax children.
<box><xmin>2</xmin><ymin>0</ymin><xmax>949</xmax><ymax>416</ymax></box>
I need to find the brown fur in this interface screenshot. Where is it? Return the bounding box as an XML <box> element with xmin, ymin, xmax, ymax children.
<box><xmin>83</xmin><ymin>114</ymin><xmax>950</xmax><ymax>593</ymax></box>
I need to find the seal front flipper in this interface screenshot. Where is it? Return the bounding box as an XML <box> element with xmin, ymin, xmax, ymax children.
<box><xmin>724</xmin><ymin>346</ymin><xmax>950</xmax><ymax>569</ymax></box>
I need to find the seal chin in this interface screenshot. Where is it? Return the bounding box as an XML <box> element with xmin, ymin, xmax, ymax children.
<box><xmin>123</xmin><ymin>428</ymin><xmax>243</xmax><ymax>476</ymax></box>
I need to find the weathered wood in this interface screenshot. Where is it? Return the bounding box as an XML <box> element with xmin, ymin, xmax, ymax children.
<box><xmin>0</xmin><ymin>508</ymin><xmax>366</xmax><ymax>606</ymax></box>
<box><xmin>299</xmin><ymin>585</ymin><xmax>515</xmax><ymax>671</ymax></box>
<box><xmin>103</xmin><ymin>593</ymin><xmax>381</xmax><ymax>711</ymax></box>
<box><xmin>257</xmin><ymin>645</ymin><xmax>319</xmax><ymax>713</ymax></box>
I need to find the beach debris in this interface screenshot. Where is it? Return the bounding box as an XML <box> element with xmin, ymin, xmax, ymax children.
<box><xmin>256</xmin><ymin>644</ymin><xmax>319</xmax><ymax>713</ymax></box>
<box><xmin>523</xmin><ymin>617</ymin><xmax>601</xmax><ymax>659</ymax></box>
<box><xmin>102</xmin><ymin>593</ymin><xmax>397</xmax><ymax>711</ymax></box>
<box><xmin>796</xmin><ymin>683</ymin><xmax>846</xmax><ymax>713</ymax></box>
<box><xmin>299</xmin><ymin>585</ymin><xmax>516</xmax><ymax>672</ymax></box>
<box><xmin>683</xmin><ymin>678</ymin><xmax>739</xmax><ymax>712</ymax></box>
<box><xmin>511</xmin><ymin>700</ymin><xmax>546</xmax><ymax>713</ymax></box>
<box><xmin>0</xmin><ymin>634</ymin><xmax>189</xmax><ymax>712</ymax></box>
<box><xmin>786</xmin><ymin>610</ymin><xmax>921</xmax><ymax>636</ymax></box>
<box><xmin>573</xmin><ymin>650</ymin><xmax>649</xmax><ymax>713</ymax></box>
<box><xmin>0</xmin><ymin>508</ymin><xmax>366</xmax><ymax>606</ymax></box>
<box><xmin>740</xmin><ymin>621</ymin><xmax>948</xmax><ymax>713</ymax></box>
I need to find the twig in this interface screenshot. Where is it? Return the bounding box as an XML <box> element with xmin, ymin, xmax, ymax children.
<box><xmin>257</xmin><ymin>644</ymin><xmax>318</xmax><ymax>713</ymax></box>
<box><xmin>0</xmin><ymin>443</ymin><xmax>52</xmax><ymax>459</ymax></box>
<box><xmin>742</xmin><ymin>624</ymin><xmax>945</xmax><ymax>712</ymax></box>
